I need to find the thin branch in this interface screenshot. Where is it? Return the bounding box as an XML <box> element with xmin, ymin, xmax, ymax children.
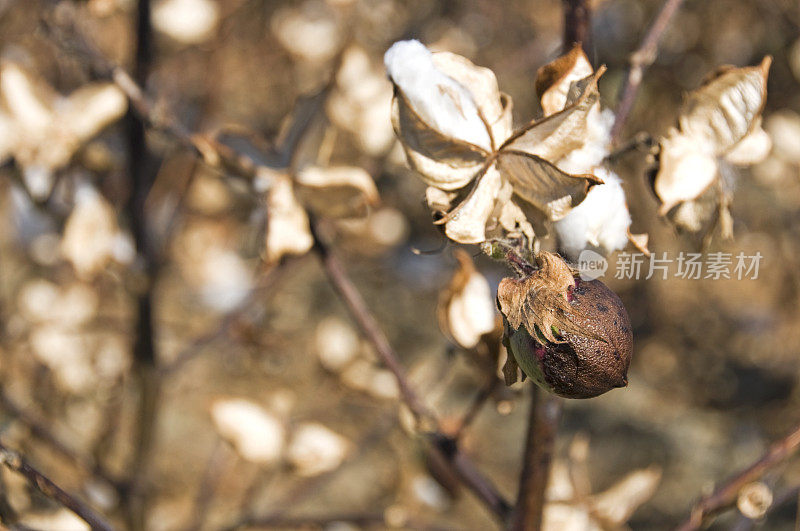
<box><xmin>677</xmin><ymin>423</ymin><xmax>800</xmax><ymax>531</ymax></box>
<box><xmin>0</xmin><ymin>440</ymin><xmax>115</xmax><ymax>531</ymax></box>
<box><xmin>510</xmin><ymin>387</ymin><xmax>563</xmax><ymax>531</ymax></box>
<box><xmin>562</xmin><ymin>0</ymin><xmax>591</xmax><ymax>54</ymax></box>
<box><xmin>611</xmin><ymin>0</ymin><xmax>686</xmax><ymax>142</ymax></box>
<box><xmin>0</xmin><ymin>388</ymin><xmax>125</xmax><ymax>491</ymax></box>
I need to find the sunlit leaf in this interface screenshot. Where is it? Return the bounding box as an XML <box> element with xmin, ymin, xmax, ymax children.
<box><xmin>496</xmin><ymin>150</ymin><xmax>602</xmax><ymax>220</ymax></box>
<box><xmin>679</xmin><ymin>57</ymin><xmax>771</xmax><ymax>152</ymax></box>
<box><xmin>535</xmin><ymin>44</ymin><xmax>594</xmax><ymax>116</ymax></box>
<box><xmin>502</xmin><ymin>69</ymin><xmax>604</xmax><ymax>163</ymax></box>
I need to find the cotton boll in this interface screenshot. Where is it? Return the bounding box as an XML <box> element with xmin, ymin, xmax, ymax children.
<box><xmin>556</xmin><ymin>107</ymin><xmax>614</xmax><ymax>174</ymax></box>
<box><xmin>384</xmin><ymin>40</ymin><xmax>491</xmax><ymax>150</ymax></box>
<box><xmin>210</xmin><ymin>398</ymin><xmax>285</xmax><ymax>465</ymax></box>
<box><xmin>287</xmin><ymin>423</ymin><xmax>350</xmax><ymax>476</ymax></box>
<box><xmin>555</xmin><ymin>168</ymin><xmax>631</xmax><ymax>261</ymax></box>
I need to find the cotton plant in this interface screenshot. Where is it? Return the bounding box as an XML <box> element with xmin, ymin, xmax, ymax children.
<box><xmin>652</xmin><ymin>57</ymin><xmax>772</xmax><ymax>239</ymax></box>
<box><xmin>385</xmin><ymin>40</ymin><xmax>642</xmax><ymax>259</ymax></box>
<box><xmin>0</xmin><ymin>58</ymin><xmax>127</xmax><ymax>200</ymax></box>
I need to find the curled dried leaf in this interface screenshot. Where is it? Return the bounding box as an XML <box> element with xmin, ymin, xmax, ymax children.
<box><xmin>535</xmin><ymin>44</ymin><xmax>594</xmax><ymax>117</ymax></box>
<box><xmin>295</xmin><ymin>165</ymin><xmax>379</xmax><ymax>218</ymax></box>
<box><xmin>496</xmin><ymin>151</ymin><xmax>602</xmax><ymax>221</ymax></box>
<box><xmin>437</xmin><ymin>249</ymin><xmax>496</xmax><ymax>348</ymax></box>
<box><xmin>264</xmin><ymin>171</ymin><xmax>314</xmax><ymax>263</ymax></box>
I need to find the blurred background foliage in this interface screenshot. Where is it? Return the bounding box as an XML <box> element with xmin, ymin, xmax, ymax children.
<box><xmin>0</xmin><ymin>0</ymin><xmax>800</xmax><ymax>529</ymax></box>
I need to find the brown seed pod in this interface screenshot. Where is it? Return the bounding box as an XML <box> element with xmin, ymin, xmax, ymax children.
<box><xmin>498</xmin><ymin>253</ymin><xmax>633</xmax><ymax>399</ymax></box>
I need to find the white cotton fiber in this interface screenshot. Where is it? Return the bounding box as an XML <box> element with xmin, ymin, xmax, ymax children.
<box><xmin>555</xmin><ymin>167</ymin><xmax>631</xmax><ymax>260</ymax></box>
<box><xmin>384</xmin><ymin>40</ymin><xmax>491</xmax><ymax>150</ymax></box>
<box><xmin>556</xmin><ymin>107</ymin><xmax>615</xmax><ymax>174</ymax></box>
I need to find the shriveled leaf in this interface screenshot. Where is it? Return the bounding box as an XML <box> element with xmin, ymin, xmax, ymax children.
<box><xmin>496</xmin><ymin>151</ymin><xmax>602</xmax><ymax>221</ymax></box>
<box><xmin>437</xmin><ymin>249</ymin><xmax>496</xmax><ymax>348</ymax></box>
<box><xmin>265</xmin><ymin>171</ymin><xmax>313</xmax><ymax>263</ymax></box>
<box><xmin>432</xmin><ymin>51</ymin><xmax>513</xmax><ymax>147</ymax></box>
<box><xmin>724</xmin><ymin>119</ymin><xmax>772</xmax><ymax>165</ymax></box>
<box><xmin>391</xmin><ymin>91</ymin><xmax>488</xmax><ymax>191</ymax></box>
<box><xmin>591</xmin><ymin>466</ymin><xmax>661</xmax><ymax>526</ymax></box>
<box><xmin>535</xmin><ymin>44</ymin><xmax>594</xmax><ymax>116</ymax></box>
<box><xmin>679</xmin><ymin>56</ymin><xmax>771</xmax><ymax>152</ymax></box>
<box><xmin>654</xmin><ymin>129</ymin><xmax>718</xmax><ymax>215</ymax></box>
<box><xmin>385</xmin><ymin>40</ymin><xmax>493</xmax><ymax>150</ymax></box>
<box><xmin>497</xmin><ymin>251</ymin><xmax>584</xmax><ymax>344</ymax></box>
<box><xmin>668</xmin><ymin>183</ymin><xmax>721</xmax><ymax>235</ymax></box>
<box><xmin>295</xmin><ymin>165</ymin><xmax>378</xmax><ymax>218</ymax></box>
<box><xmin>425</xmin><ymin>186</ymin><xmax>458</xmax><ymax>216</ymax></box>
<box><xmin>627</xmin><ymin>230</ymin><xmax>650</xmax><ymax>256</ymax></box>
<box><xmin>502</xmin><ymin>68</ymin><xmax>604</xmax><ymax>163</ymax></box>
<box><xmin>442</xmin><ymin>164</ymin><xmax>503</xmax><ymax>243</ymax></box>
<box><xmin>494</xmin><ymin>195</ymin><xmax>537</xmax><ymax>244</ymax></box>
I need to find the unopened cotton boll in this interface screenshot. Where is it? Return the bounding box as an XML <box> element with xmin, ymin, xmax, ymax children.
<box><xmin>384</xmin><ymin>40</ymin><xmax>491</xmax><ymax>150</ymax></box>
<box><xmin>554</xmin><ymin>168</ymin><xmax>631</xmax><ymax>261</ymax></box>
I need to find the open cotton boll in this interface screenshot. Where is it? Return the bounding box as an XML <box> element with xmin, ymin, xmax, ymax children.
<box><xmin>210</xmin><ymin>398</ymin><xmax>285</xmax><ymax>465</ymax></box>
<box><xmin>555</xmin><ymin>168</ymin><xmax>631</xmax><ymax>260</ymax></box>
<box><xmin>384</xmin><ymin>40</ymin><xmax>491</xmax><ymax>150</ymax></box>
<box><xmin>556</xmin><ymin>107</ymin><xmax>614</xmax><ymax>175</ymax></box>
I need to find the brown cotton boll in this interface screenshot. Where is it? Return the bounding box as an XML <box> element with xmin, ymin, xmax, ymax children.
<box><xmin>501</xmin><ymin>267</ymin><xmax>633</xmax><ymax>399</ymax></box>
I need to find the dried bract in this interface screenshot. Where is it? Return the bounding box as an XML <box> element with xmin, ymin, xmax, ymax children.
<box><xmin>653</xmin><ymin>57</ymin><xmax>772</xmax><ymax>237</ymax></box>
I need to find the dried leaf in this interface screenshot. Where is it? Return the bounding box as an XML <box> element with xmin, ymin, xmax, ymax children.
<box><xmin>391</xmin><ymin>91</ymin><xmax>488</xmax><ymax>190</ymax></box>
<box><xmin>437</xmin><ymin>250</ymin><xmax>496</xmax><ymax>348</ymax></box>
<box><xmin>502</xmin><ymin>69</ymin><xmax>604</xmax><ymax>163</ymax></box>
<box><xmin>535</xmin><ymin>44</ymin><xmax>595</xmax><ymax>117</ymax></box>
<box><xmin>724</xmin><ymin>119</ymin><xmax>772</xmax><ymax>165</ymax></box>
<box><xmin>497</xmin><ymin>251</ymin><xmax>583</xmax><ymax>344</ymax></box>
<box><xmin>496</xmin><ymin>151</ymin><xmax>602</xmax><ymax>221</ymax></box>
<box><xmin>295</xmin><ymin>165</ymin><xmax>379</xmax><ymax>218</ymax></box>
<box><xmin>591</xmin><ymin>466</ymin><xmax>661</xmax><ymax>526</ymax></box>
<box><xmin>626</xmin><ymin>230</ymin><xmax>650</xmax><ymax>256</ymax></box>
<box><xmin>265</xmin><ymin>171</ymin><xmax>314</xmax><ymax>263</ymax></box>
<box><xmin>679</xmin><ymin>57</ymin><xmax>771</xmax><ymax>152</ymax></box>
<box><xmin>442</xmin><ymin>164</ymin><xmax>503</xmax><ymax>243</ymax></box>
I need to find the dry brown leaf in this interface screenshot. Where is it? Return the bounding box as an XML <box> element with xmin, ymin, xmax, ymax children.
<box><xmin>502</xmin><ymin>69</ymin><xmax>604</xmax><ymax>162</ymax></box>
<box><xmin>590</xmin><ymin>466</ymin><xmax>661</xmax><ymax>526</ymax></box>
<box><xmin>295</xmin><ymin>165</ymin><xmax>379</xmax><ymax>218</ymax></box>
<box><xmin>440</xmin><ymin>164</ymin><xmax>503</xmax><ymax>243</ymax></box>
<box><xmin>679</xmin><ymin>57</ymin><xmax>771</xmax><ymax>151</ymax></box>
<box><xmin>496</xmin><ymin>151</ymin><xmax>602</xmax><ymax>221</ymax></box>
<box><xmin>535</xmin><ymin>44</ymin><xmax>594</xmax><ymax>117</ymax></box>
<box><xmin>496</xmin><ymin>251</ymin><xmax>581</xmax><ymax>344</ymax></box>
<box><xmin>437</xmin><ymin>249</ymin><xmax>496</xmax><ymax>348</ymax></box>
<box><xmin>265</xmin><ymin>171</ymin><xmax>314</xmax><ymax>263</ymax></box>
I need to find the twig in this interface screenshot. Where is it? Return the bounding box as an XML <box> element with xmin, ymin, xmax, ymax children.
<box><xmin>0</xmin><ymin>440</ymin><xmax>115</xmax><ymax>531</ymax></box>
<box><xmin>677</xmin><ymin>423</ymin><xmax>800</xmax><ymax>531</ymax></box>
<box><xmin>510</xmin><ymin>387</ymin><xmax>563</xmax><ymax>531</ymax></box>
<box><xmin>0</xmin><ymin>388</ymin><xmax>125</xmax><ymax>491</ymax></box>
<box><xmin>562</xmin><ymin>0</ymin><xmax>591</xmax><ymax>54</ymax></box>
<box><xmin>309</xmin><ymin>220</ymin><xmax>434</xmax><ymax>427</ymax></box>
<box><xmin>123</xmin><ymin>1</ymin><xmax>161</xmax><ymax>529</ymax></box>
<box><xmin>611</xmin><ymin>0</ymin><xmax>686</xmax><ymax>142</ymax></box>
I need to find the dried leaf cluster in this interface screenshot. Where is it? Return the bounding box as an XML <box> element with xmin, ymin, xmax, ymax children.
<box><xmin>653</xmin><ymin>57</ymin><xmax>772</xmax><ymax>238</ymax></box>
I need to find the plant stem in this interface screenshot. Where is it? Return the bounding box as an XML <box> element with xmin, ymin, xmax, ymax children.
<box><xmin>562</xmin><ymin>0</ymin><xmax>591</xmax><ymax>54</ymax></box>
<box><xmin>0</xmin><ymin>441</ymin><xmax>114</xmax><ymax>531</ymax></box>
<box><xmin>611</xmin><ymin>0</ymin><xmax>686</xmax><ymax>142</ymax></box>
<box><xmin>678</xmin><ymin>422</ymin><xmax>800</xmax><ymax>530</ymax></box>
<box><xmin>510</xmin><ymin>386</ymin><xmax>563</xmax><ymax>530</ymax></box>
